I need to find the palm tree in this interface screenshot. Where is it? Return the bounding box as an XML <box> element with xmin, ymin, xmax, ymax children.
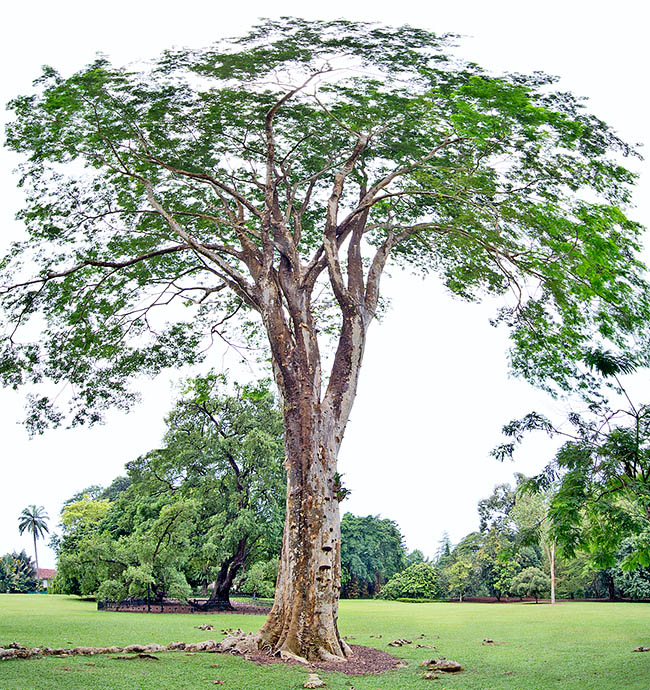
<box><xmin>17</xmin><ymin>505</ymin><xmax>49</xmax><ymax>592</ymax></box>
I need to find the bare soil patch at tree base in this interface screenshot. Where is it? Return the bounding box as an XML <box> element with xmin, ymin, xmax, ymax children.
<box><xmin>244</xmin><ymin>644</ymin><xmax>401</xmax><ymax>675</ymax></box>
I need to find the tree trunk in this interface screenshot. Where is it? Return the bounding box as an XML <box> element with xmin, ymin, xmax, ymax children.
<box><xmin>33</xmin><ymin>534</ymin><xmax>40</xmax><ymax>593</ymax></box>
<box><xmin>208</xmin><ymin>537</ymin><xmax>248</xmax><ymax>611</ymax></box>
<box><xmin>253</xmin><ymin>248</ymin><xmax>370</xmax><ymax>661</ymax></box>
<box><xmin>550</xmin><ymin>541</ymin><xmax>556</xmax><ymax>604</ymax></box>
<box><xmin>257</xmin><ymin>405</ymin><xmax>349</xmax><ymax>662</ymax></box>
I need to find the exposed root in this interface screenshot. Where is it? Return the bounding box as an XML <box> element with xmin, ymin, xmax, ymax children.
<box><xmin>0</xmin><ymin>640</ymin><xmax>218</xmax><ymax>661</ymax></box>
<box><xmin>279</xmin><ymin>649</ymin><xmax>309</xmax><ymax>664</ymax></box>
<box><xmin>317</xmin><ymin>648</ymin><xmax>346</xmax><ymax>663</ymax></box>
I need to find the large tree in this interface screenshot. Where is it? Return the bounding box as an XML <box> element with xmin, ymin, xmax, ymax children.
<box><xmin>52</xmin><ymin>376</ymin><xmax>284</xmax><ymax>607</ymax></box>
<box><xmin>340</xmin><ymin>513</ymin><xmax>406</xmax><ymax>597</ymax></box>
<box><xmin>2</xmin><ymin>19</ymin><xmax>649</xmax><ymax>661</ymax></box>
<box><xmin>127</xmin><ymin>374</ymin><xmax>285</xmax><ymax>609</ymax></box>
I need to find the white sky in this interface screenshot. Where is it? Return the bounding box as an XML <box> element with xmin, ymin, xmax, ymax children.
<box><xmin>0</xmin><ymin>0</ymin><xmax>648</xmax><ymax>569</ymax></box>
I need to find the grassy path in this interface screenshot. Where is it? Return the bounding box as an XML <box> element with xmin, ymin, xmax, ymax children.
<box><xmin>1</xmin><ymin>595</ymin><xmax>649</xmax><ymax>689</ymax></box>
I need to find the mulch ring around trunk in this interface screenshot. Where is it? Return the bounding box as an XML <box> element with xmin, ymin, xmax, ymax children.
<box><xmin>244</xmin><ymin>644</ymin><xmax>402</xmax><ymax>675</ymax></box>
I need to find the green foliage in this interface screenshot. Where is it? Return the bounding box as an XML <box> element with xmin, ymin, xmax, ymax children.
<box><xmin>1</xmin><ymin>19</ymin><xmax>648</xmax><ymax>431</ymax></box>
<box><xmin>511</xmin><ymin>566</ymin><xmax>551</xmax><ymax>601</ymax></box>
<box><xmin>501</xmin><ymin>367</ymin><xmax>650</xmax><ymax>569</ymax></box>
<box><xmin>340</xmin><ymin>513</ymin><xmax>406</xmax><ymax>598</ymax></box>
<box><xmin>446</xmin><ymin>559</ymin><xmax>475</xmax><ymax>599</ymax></box>
<box><xmin>238</xmin><ymin>558</ymin><xmax>278</xmax><ymax>599</ymax></box>
<box><xmin>478</xmin><ymin>482</ymin><xmax>517</xmax><ymax>532</ymax></box>
<box><xmin>17</xmin><ymin>505</ymin><xmax>49</xmax><ymax>541</ymax></box>
<box><xmin>381</xmin><ymin>562</ymin><xmax>441</xmax><ymax>600</ymax></box>
<box><xmin>52</xmin><ymin>374</ymin><xmax>285</xmax><ymax>604</ymax></box>
<box><xmin>0</xmin><ymin>551</ymin><xmax>38</xmax><ymax>593</ymax></box>
<box><xmin>61</xmin><ymin>495</ymin><xmax>111</xmax><ymax>529</ymax></box>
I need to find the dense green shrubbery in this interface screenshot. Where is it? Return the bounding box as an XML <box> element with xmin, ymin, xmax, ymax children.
<box><xmin>380</xmin><ymin>562</ymin><xmax>441</xmax><ymax>600</ymax></box>
<box><xmin>0</xmin><ymin>551</ymin><xmax>38</xmax><ymax>593</ymax></box>
<box><xmin>340</xmin><ymin>514</ymin><xmax>406</xmax><ymax>598</ymax></box>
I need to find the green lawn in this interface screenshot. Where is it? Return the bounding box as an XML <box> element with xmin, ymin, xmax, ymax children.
<box><xmin>1</xmin><ymin>595</ymin><xmax>649</xmax><ymax>689</ymax></box>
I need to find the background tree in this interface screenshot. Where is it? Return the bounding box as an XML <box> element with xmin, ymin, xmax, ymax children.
<box><xmin>611</xmin><ymin>537</ymin><xmax>650</xmax><ymax>599</ymax></box>
<box><xmin>17</xmin><ymin>505</ymin><xmax>49</xmax><ymax>592</ymax></box>
<box><xmin>51</xmin><ymin>375</ymin><xmax>285</xmax><ymax>608</ymax></box>
<box><xmin>498</xmin><ymin>351</ymin><xmax>650</xmax><ymax>572</ymax></box>
<box><xmin>238</xmin><ymin>557</ymin><xmax>280</xmax><ymax>599</ymax></box>
<box><xmin>446</xmin><ymin>559</ymin><xmax>474</xmax><ymax>602</ymax></box>
<box><xmin>2</xmin><ymin>18</ymin><xmax>649</xmax><ymax>660</ymax></box>
<box><xmin>511</xmin><ymin>566</ymin><xmax>550</xmax><ymax>603</ymax></box>
<box><xmin>127</xmin><ymin>374</ymin><xmax>285</xmax><ymax>609</ymax></box>
<box><xmin>512</xmin><ymin>487</ymin><xmax>558</xmax><ymax>603</ymax></box>
<box><xmin>51</xmin><ymin>495</ymin><xmax>113</xmax><ymax>595</ymax></box>
<box><xmin>340</xmin><ymin>513</ymin><xmax>405</xmax><ymax>598</ymax></box>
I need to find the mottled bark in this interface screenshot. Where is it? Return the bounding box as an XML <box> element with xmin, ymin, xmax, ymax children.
<box><xmin>256</xmin><ymin>285</ymin><xmax>368</xmax><ymax>660</ymax></box>
<box><xmin>258</xmin><ymin>404</ymin><xmax>347</xmax><ymax>661</ymax></box>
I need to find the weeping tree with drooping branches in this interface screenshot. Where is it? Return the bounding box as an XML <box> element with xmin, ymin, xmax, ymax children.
<box><xmin>2</xmin><ymin>18</ymin><xmax>650</xmax><ymax>661</ymax></box>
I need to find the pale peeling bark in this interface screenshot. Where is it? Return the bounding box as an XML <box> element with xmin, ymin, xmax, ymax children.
<box><xmin>258</xmin><ymin>420</ymin><xmax>347</xmax><ymax>661</ymax></box>
<box><xmin>257</xmin><ymin>301</ymin><xmax>367</xmax><ymax>660</ymax></box>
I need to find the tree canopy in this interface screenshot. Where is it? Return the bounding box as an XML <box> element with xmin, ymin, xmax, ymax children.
<box><xmin>340</xmin><ymin>513</ymin><xmax>406</xmax><ymax>597</ymax></box>
<box><xmin>2</xmin><ymin>18</ymin><xmax>648</xmax><ymax>429</ymax></box>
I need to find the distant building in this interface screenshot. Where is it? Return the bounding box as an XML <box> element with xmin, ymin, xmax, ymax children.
<box><xmin>37</xmin><ymin>568</ymin><xmax>57</xmax><ymax>590</ymax></box>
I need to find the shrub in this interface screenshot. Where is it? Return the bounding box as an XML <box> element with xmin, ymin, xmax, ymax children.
<box><xmin>511</xmin><ymin>566</ymin><xmax>550</xmax><ymax>603</ymax></box>
<box><xmin>380</xmin><ymin>562</ymin><xmax>440</xmax><ymax>600</ymax></box>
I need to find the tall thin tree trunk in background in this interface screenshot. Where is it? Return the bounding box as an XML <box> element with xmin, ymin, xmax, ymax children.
<box><xmin>550</xmin><ymin>541</ymin><xmax>556</xmax><ymax>604</ymax></box>
<box><xmin>33</xmin><ymin>533</ymin><xmax>40</xmax><ymax>592</ymax></box>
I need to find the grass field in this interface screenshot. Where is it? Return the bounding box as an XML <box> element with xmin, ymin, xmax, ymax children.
<box><xmin>1</xmin><ymin>595</ymin><xmax>649</xmax><ymax>689</ymax></box>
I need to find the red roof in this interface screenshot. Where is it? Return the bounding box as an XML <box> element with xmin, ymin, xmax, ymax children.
<box><xmin>38</xmin><ymin>568</ymin><xmax>57</xmax><ymax>579</ymax></box>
